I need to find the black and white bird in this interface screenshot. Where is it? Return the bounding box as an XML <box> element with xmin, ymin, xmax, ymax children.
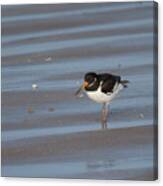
<box><xmin>75</xmin><ymin>72</ymin><xmax>129</xmax><ymax>129</ymax></box>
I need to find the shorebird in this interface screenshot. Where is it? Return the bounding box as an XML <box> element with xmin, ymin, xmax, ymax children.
<box><xmin>75</xmin><ymin>72</ymin><xmax>129</xmax><ymax>129</ymax></box>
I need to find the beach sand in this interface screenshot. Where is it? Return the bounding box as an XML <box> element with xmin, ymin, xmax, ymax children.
<box><xmin>1</xmin><ymin>2</ymin><xmax>157</xmax><ymax>180</ymax></box>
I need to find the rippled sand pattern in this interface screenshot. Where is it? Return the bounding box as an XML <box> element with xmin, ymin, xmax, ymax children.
<box><xmin>1</xmin><ymin>2</ymin><xmax>157</xmax><ymax>180</ymax></box>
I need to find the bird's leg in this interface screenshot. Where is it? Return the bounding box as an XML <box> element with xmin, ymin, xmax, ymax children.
<box><xmin>101</xmin><ymin>103</ymin><xmax>108</xmax><ymax>129</ymax></box>
<box><xmin>105</xmin><ymin>105</ymin><xmax>109</xmax><ymax>129</ymax></box>
<box><xmin>101</xmin><ymin>104</ymin><xmax>105</xmax><ymax>129</ymax></box>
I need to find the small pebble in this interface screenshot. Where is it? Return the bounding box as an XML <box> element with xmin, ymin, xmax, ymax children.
<box><xmin>139</xmin><ymin>113</ymin><xmax>144</xmax><ymax>119</ymax></box>
<box><xmin>27</xmin><ymin>107</ymin><xmax>34</xmax><ymax>113</ymax></box>
<box><xmin>32</xmin><ymin>84</ymin><xmax>38</xmax><ymax>90</ymax></box>
<box><xmin>48</xmin><ymin>107</ymin><xmax>55</xmax><ymax>112</ymax></box>
<box><xmin>45</xmin><ymin>57</ymin><xmax>52</xmax><ymax>62</ymax></box>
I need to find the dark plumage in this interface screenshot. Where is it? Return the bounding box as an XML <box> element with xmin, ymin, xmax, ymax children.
<box><xmin>98</xmin><ymin>73</ymin><xmax>121</xmax><ymax>94</ymax></box>
<box><xmin>84</xmin><ymin>72</ymin><xmax>126</xmax><ymax>94</ymax></box>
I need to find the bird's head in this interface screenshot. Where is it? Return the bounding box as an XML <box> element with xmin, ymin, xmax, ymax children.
<box><xmin>75</xmin><ymin>72</ymin><xmax>98</xmax><ymax>96</ymax></box>
<box><xmin>83</xmin><ymin>72</ymin><xmax>98</xmax><ymax>89</ymax></box>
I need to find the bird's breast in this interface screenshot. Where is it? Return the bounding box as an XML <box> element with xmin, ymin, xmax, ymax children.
<box><xmin>85</xmin><ymin>84</ymin><xmax>123</xmax><ymax>104</ymax></box>
<box><xmin>85</xmin><ymin>86</ymin><xmax>111</xmax><ymax>104</ymax></box>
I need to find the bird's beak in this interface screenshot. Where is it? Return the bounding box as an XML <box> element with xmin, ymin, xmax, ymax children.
<box><xmin>75</xmin><ymin>81</ymin><xmax>89</xmax><ymax>96</ymax></box>
<box><xmin>82</xmin><ymin>81</ymin><xmax>89</xmax><ymax>89</ymax></box>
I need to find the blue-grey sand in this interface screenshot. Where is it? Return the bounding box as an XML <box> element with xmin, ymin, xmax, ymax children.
<box><xmin>1</xmin><ymin>2</ymin><xmax>157</xmax><ymax>180</ymax></box>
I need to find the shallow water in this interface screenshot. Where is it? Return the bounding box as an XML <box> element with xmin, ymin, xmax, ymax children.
<box><xmin>1</xmin><ymin>2</ymin><xmax>156</xmax><ymax>180</ymax></box>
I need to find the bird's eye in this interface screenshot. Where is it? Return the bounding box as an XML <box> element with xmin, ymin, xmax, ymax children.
<box><xmin>93</xmin><ymin>77</ymin><xmax>97</xmax><ymax>82</ymax></box>
<box><xmin>90</xmin><ymin>78</ymin><xmax>95</xmax><ymax>83</ymax></box>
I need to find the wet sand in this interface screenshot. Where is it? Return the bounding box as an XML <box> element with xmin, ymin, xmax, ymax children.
<box><xmin>1</xmin><ymin>2</ymin><xmax>157</xmax><ymax>180</ymax></box>
<box><xmin>2</xmin><ymin>126</ymin><xmax>155</xmax><ymax>180</ymax></box>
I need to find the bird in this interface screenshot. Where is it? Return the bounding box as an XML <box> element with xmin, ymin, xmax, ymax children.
<box><xmin>75</xmin><ymin>72</ymin><xmax>129</xmax><ymax>129</ymax></box>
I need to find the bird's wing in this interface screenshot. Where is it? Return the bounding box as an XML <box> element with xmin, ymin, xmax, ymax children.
<box><xmin>99</xmin><ymin>74</ymin><xmax>121</xmax><ymax>94</ymax></box>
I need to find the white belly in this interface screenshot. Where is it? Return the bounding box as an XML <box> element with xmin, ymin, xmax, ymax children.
<box><xmin>86</xmin><ymin>83</ymin><xmax>123</xmax><ymax>104</ymax></box>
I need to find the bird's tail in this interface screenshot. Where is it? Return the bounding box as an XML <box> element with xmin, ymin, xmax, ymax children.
<box><xmin>120</xmin><ymin>80</ymin><xmax>129</xmax><ymax>88</ymax></box>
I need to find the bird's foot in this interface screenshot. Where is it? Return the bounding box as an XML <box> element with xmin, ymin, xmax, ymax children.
<box><xmin>101</xmin><ymin>120</ymin><xmax>108</xmax><ymax>130</ymax></box>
